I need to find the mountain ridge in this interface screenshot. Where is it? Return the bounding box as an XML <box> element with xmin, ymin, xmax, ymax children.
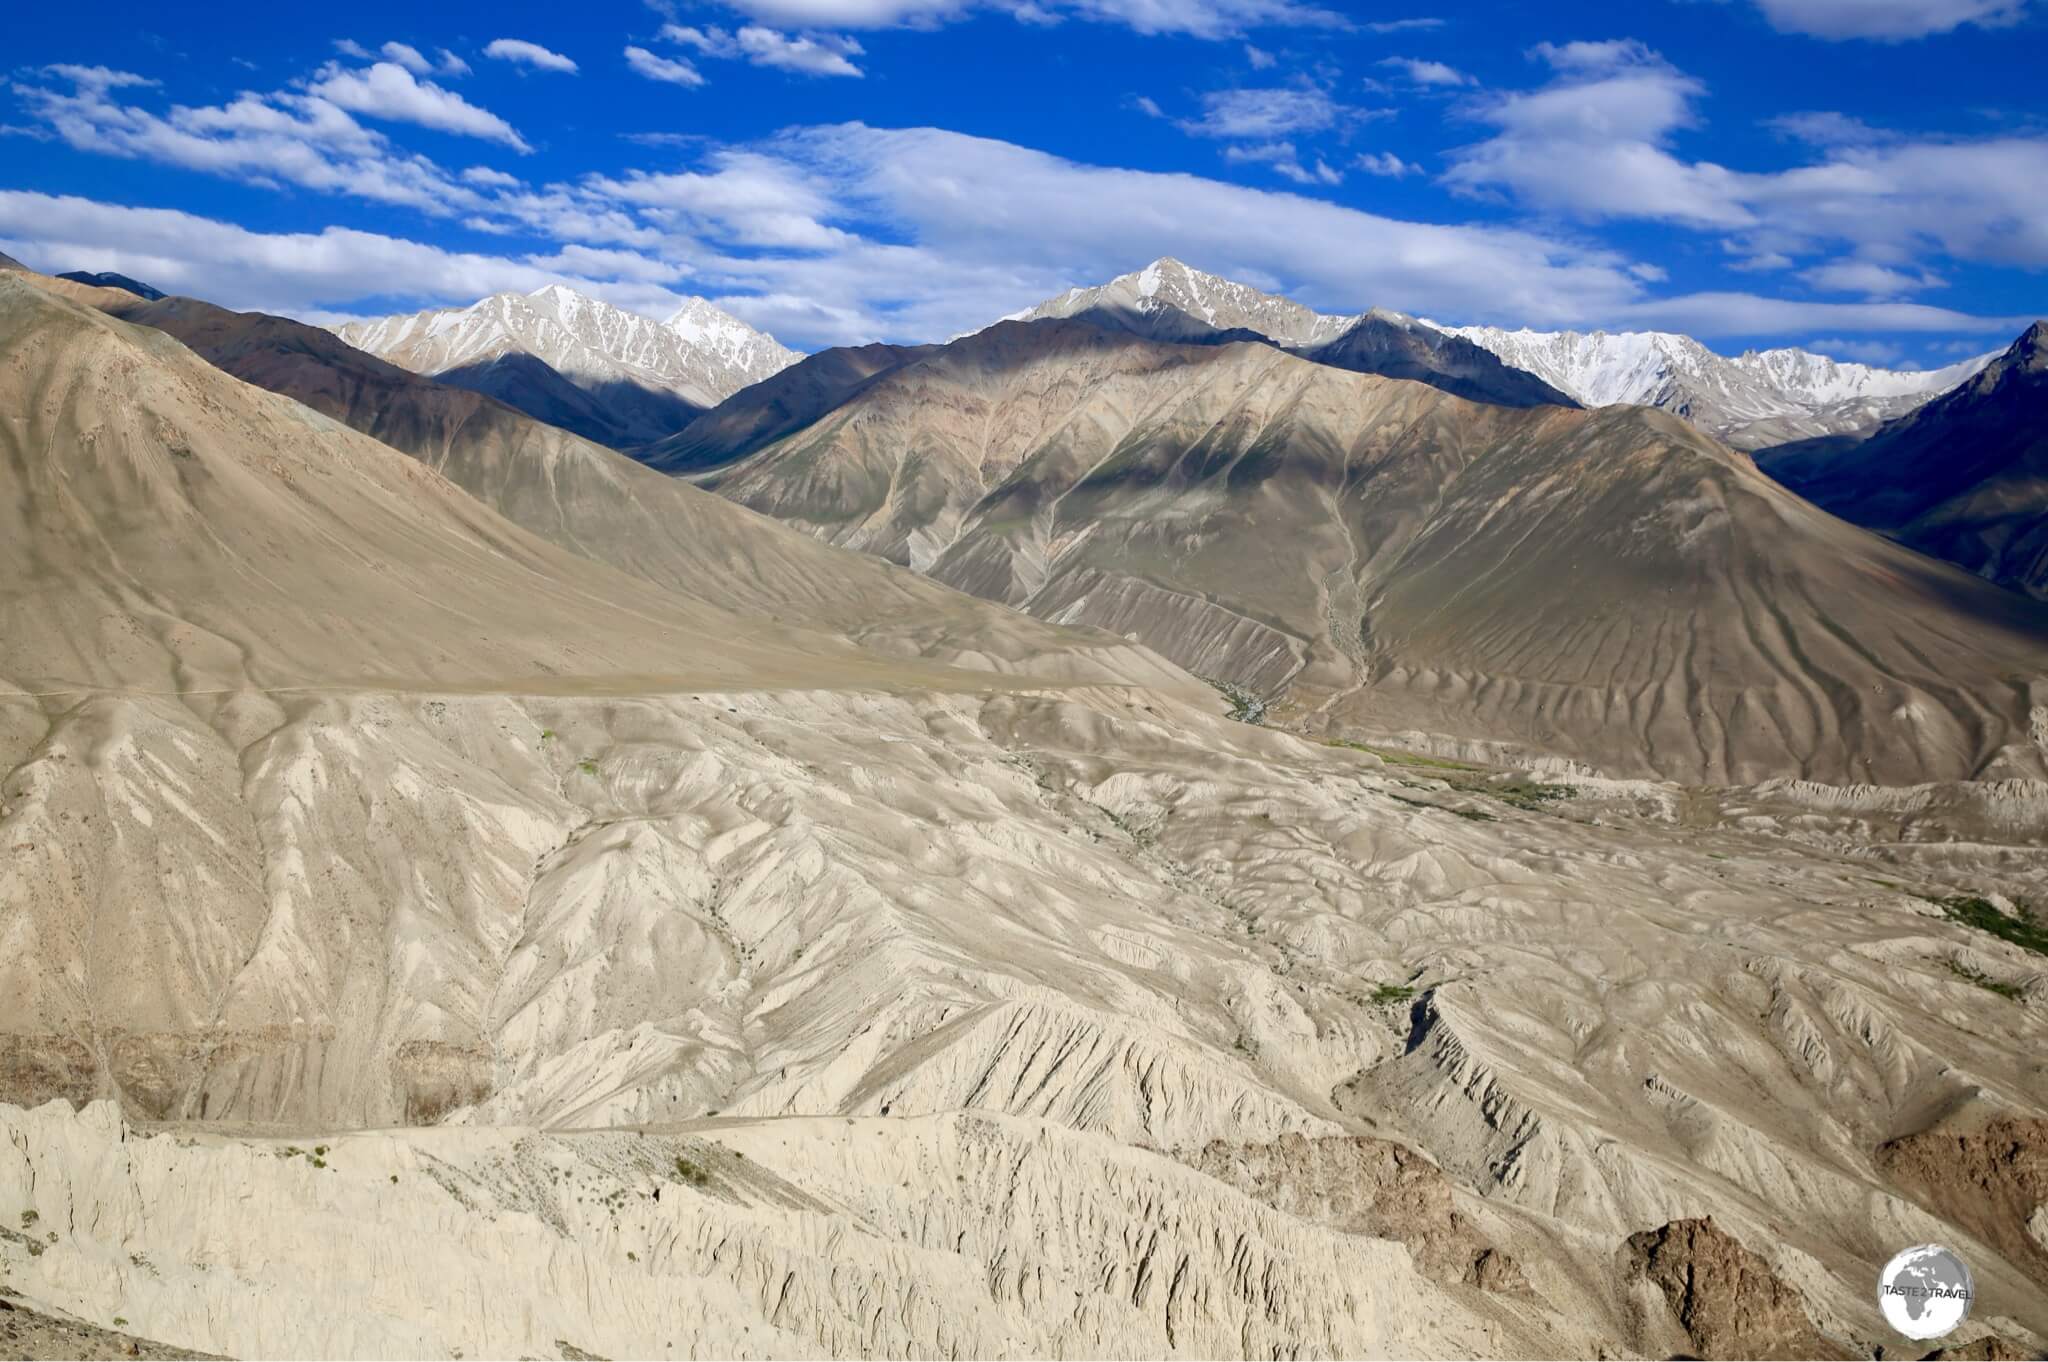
<box><xmin>1757</xmin><ymin>319</ymin><xmax>2048</xmax><ymax>598</ymax></box>
<box><xmin>335</xmin><ymin>284</ymin><xmax>800</xmax><ymax>447</ymax></box>
<box><xmin>671</xmin><ymin>310</ymin><xmax>2048</xmax><ymax>784</ymax></box>
<box><xmin>1442</xmin><ymin>322</ymin><xmax>1995</xmax><ymax>448</ymax></box>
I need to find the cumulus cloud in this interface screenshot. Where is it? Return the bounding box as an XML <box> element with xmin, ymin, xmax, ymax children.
<box><xmin>1750</xmin><ymin>0</ymin><xmax>2026</xmax><ymax>39</ymax></box>
<box><xmin>662</xmin><ymin>23</ymin><xmax>865</xmax><ymax>76</ymax></box>
<box><xmin>307</xmin><ymin>62</ymin><xmax>531</xmax><ymax>150</ymax></box>
<box><xmin>1445</xmin><ymin>39</ymin><xmax>2048</xmax><ymax>275</ymax></box>
<box><xmin>12</xmin><ymin>64</ymin><xmax>494</xmax><ymax>214</ymax></box>
<box><xmin>0</xmin><ymin>191</ymin><xmax>571</xmax><ymax>315</ymax></box>
<box><xmin>482</xmin><ymin>38</ymin><xmax>579</xmax><ymax>73</ymax></box>
<box><xmin>625</xmin><ymin>45</ymin><xmax>707</xmax><ymax>85</ymax></box>
<box><xmin>7</xmin><ymin>100</ymin><xmax>2028</xmax><ymax>352</ymax></box>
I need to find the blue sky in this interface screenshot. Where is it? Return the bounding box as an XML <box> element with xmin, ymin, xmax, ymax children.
<box><xmin>3</xmin><ymin>0</ymin><xmax>2045</xmax><ymax>363</ymax></box>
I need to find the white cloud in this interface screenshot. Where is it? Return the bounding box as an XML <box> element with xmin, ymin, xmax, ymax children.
<box><xmin>1377</xmin><ymin>56</ymin><xmax>1472</xmax><ymax>86</ymax></box>
<box><xmin>438</xmin><ymin>49</ymin><xmax>473</xmax><ymax>77</ymax></box>
<box><xmin>308</xmin><ymin>62</ymin><xmax>531</xmax><ymax>151</ymax></box>
<box><xmin>586</xmin><ymin>149</ymin><xmax>848</xmax><ymax>248</ymax></box>
<box><xmin>0</xmin><ymin>190</ymin><xmax>560</xmax><ymax>314</ymax></box>
<box><xmin>625</xmin><ymin>46</ymin><xmax>707</xmax><ymax>85</ymax></box>
<box><xmin>696</xmin><ymin>0</ymin><xmax>1341</xmax><ymax>36</ymax></box>
<box><xmin>461</xmin><ymin>165</ymin><xmax>522</xmax><ymax>188</ymax></box>
<box><xmin>1224</xmin><ymin>140</ymin><xmax>1341</xmax><ymax>184</ymax></box>
<box><xmin>1363</xmin><ymin>16</ymin><xmax>1444</xmax><ymax>31</ymax></box>
<box><xmin>333</xmin><ymin>39</ymin><xmax>373</xmax><ymax>59</ymax></box>
<box><xmin>1769</xmin><ymin>110</ymin><xmax>1889</xmax><ymax>145</ymax></box>
<box><xmin>1444</xmin><ymin>39</ymin><xmax>2048</xmax><ymax>275</ymax></box>
<box><xmin>1177</xmin><ymin>86</ymin><xmax>1350</xmax><ymax>138</ymax></box>
<box><xmin>740</xmin><ymin>27</ymin><xmax>866</xmax><ymax>75</ymax></box>
<box><xmin>8</xmin><ymin>108</ymin><xmax>2028</xmax><ymax>354</ymax></box>
<box><xmin>12</xmin><ymin>66</ymin><xmax>491</xmax><ymax>215</ymax></box>
<box><xmin>662</xmin><ymin>23</ymin><xmax>865</xmax><ymax>76</ymax></box>
<box><xmin>1353</xmin><ymin>151</ymin><xmax>1420</xmax><ymax>177</ymax></box>
<box><xmin>380</xmin><ymin>42</ymin><xmax>434</xmax><ymax>75</ymax></box>
<box><xmin>482</xmin><ymin>38</ymin><xmax>579</xmax><ymax>73</ymax></box>
<box><xmin>39</xmin><ymin>64</ymin><xmax>158</xmax><ymax>92</ymax></box>
<box><xmin>1131</xmin><ymin>94</ymin><xmax>1165</xmax><ymax>117</ymax></box>
<box><xmin>1751</xmin><ymin>0</ymin><xmax>2025</xmax><ymax>39</ymax></box>
<box><xmin>694</xmin><ymin>0</ymin><xmax>966</xmax><ymax>23</ymax></box>
<box><xmin>1799</xmin><ymin>258</ymin><xmax>1943</xmax><ymax>296</ymax></box>
<box><xmin>717</xmin><ymin>122</ymin><xmax>1656</xmax><ymax>340</ymax></box>
<box><xmin>1614</xmin><ymin>292</ymin><xmax>2014</xmax><ymax>337</ymax></box>
<box><xmin>1443</xmin><ymin>40</ymin><xmax>1743</xmax><ymax>227</ymax></box>
<box><xmin>1245</xmin><ymin>43</ymin><xmax>1276</xmax><ymax>68</ymax></box>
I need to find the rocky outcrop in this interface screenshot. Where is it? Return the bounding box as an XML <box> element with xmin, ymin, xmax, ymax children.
<box><xmin>0</xmin><ymin>1292</ymin><xmax>218</xmax><ymax>1360</ymax></box>
<box><xmin>1186</xmin><ymin>1133</ymin><xmax>1533</xmax><ymax>1295</ymax></box>
<box><xmin>1624</xmin><ymin>1217</ymin><xmax>1838</xmax><ymax>1359</ymax></box>
<box><xmin>1878</xmin><ymin>1116</ymin><xmax>2048</xmax><ymax>1285</ymax></box>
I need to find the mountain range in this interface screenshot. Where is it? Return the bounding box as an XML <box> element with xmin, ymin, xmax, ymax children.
<box><xmin>1005</xmin><ymin>258</ymin><xmax>1991</xmax><ymax>445</ymax></box>
<box><xmin>2</xmin><ymin>253</ymin><xmax>2046</xmax><ymax>1360</ymax></box>
<box><xmin>1443</xmin><ymin>322</ymin><xmax>1996</xmax><ymax>449</ymax></box>
<box><xmin>46</xmin><ymin>278</ymin><xmax>1172</xmax><ymax>691</ymax></box>
<box><xmin>1759</xmin><ymin>321</ymin><xmax>2048</xmax><ymax>598</ymax></box>
<box><xmin>1008</xmin><ymin>258</ymin><xmax>1577</xmax><ymax>409</ymax></box>
<box><xmin>666</xmin><ymin>308</ymin><xmax>2048</xmax><ymax>784</ymax></box>
<box><xmin>335</xmin><ymin>284</ymin><xmax>799</xmax><ymax>448</ymax></box>
<box><xmin>239</xmin><ymin>257</ymin><xmax>2048</xmax><ymax>783</ymax></box>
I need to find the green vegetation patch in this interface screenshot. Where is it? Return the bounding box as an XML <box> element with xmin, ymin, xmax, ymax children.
<box><xmin>672</xmin><ymin>1155</ymin><xmax>710</xmax><ymax>1187</ymax></box>
<box><xmin>1928</xmin><ymin>895</ymin><xmax>2048</xmax><ymax>957</ymax></box>
<box><xmin>1321</xmin><ymin>738</ymin><xmax>1478</xmax><ymax>771</ymax></box>
<box><xmin>1367</xmin><ymin>983</ymin><xmax>1417</xmax><ymax>1006</ymax></box>
<box><xmin>1944</xmin><ymin>959</ymin><xmax>2024</xmax><ymax>1001</ymax></box>
<box><xmin>1491</xmin><ymin>779</ymin><xmax>1578</xmax><ymax>811</ymax></box>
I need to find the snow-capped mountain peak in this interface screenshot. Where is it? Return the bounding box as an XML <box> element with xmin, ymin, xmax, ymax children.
<box><xmin>335</xmin><ymin>285</ymin><xmax>801</xmax><ymax>443</ymax></box>
<box><xmin>1435</xmin><ymin>324</ymin><xmax>1994</xmax><ymax>448</ymax></box>
<box><xmin>1008</xmin><ymin>257</ymin><xmax>1358</xmax><ymax>346</ymax></box>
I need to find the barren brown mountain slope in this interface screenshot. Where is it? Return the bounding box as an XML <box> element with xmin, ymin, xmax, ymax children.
<box><xmin>1760</xmin><ymin>322</ymin><xmax>2048</xmax><ymax>601</ymax></box>
<box><xmin>57</xmin><ymin>281</ymin><xmax>1182</xmax><ymax>690</ymax></box>
<box><xmin>674</xmin><ymin>318</ymin><xmax>2048</xmax><ymax>785</ymax></box>
<box><xmin>0</xmin><ymin>274</ymin><xmax>920</xmax><ymax>697</ymax></box>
